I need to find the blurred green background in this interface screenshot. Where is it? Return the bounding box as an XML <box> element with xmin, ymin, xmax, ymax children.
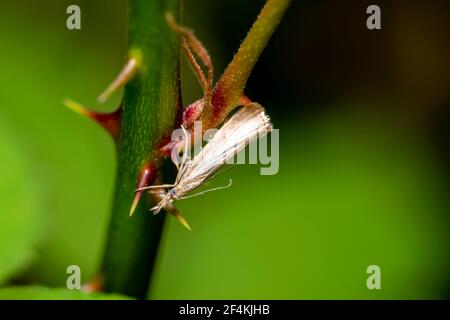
<box><xmin>0</xmin><ymin>0</ymin><xmax>449</xmax><ymax>299</ymax></box>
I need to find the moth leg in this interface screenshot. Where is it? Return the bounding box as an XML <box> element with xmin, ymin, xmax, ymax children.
<box><xmin>135</xmin><ymin>184</ymin><xmax>174</xmax><ymax>192</ymax></box>
<box><xmin>179</xmin><ymin>179</ymin><xmax>233</xmax><ymax>200</ymax></box>
<box><xmin>150</xmin><ymin>188</ymin><xmax>191</xmax><ymax>230</ymax></box>
<box><xmin>166</xmin><ymin>12</ymin><xmax>213</xmax><ymax>115</ymax></box>
<box><xmin>97</xmin><ymin>49</ymin><xmax>142</xmax><ymax>103</ymax></box>
<box><xmin>148</xmin><ymin>190</ymin><xmax>166</xmax><ymax>195</ymax></box>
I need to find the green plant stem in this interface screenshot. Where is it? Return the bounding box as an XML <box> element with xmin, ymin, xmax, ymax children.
<box><xmin>213</xmin><ymin>0</ymin><xmax>292</xmax><ymax>113</ymax></box>
<box><xmin>101</xmin><ymin>0</ymin><xmax>182</xmax><ymax>299</ymax></box>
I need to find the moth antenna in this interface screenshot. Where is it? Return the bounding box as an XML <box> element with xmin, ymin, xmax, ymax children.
<box><xmin>179</xmin><ymin>179</ymin><xmax>233</xmax><ymax>200</ymax></box>
<box><xmin>63</xmin><ymin>98</ymin><xmax>122</xmax><ymax>139</ymax></box>
<box><xmin>97</xmin><ymin>49</ymin><xmax>142</xmax><ymax>103</ymax></box>
<box><xmin>135</xmin><ymin>184</ymin><xmax>175</xmax><ymax>192</ymax></box>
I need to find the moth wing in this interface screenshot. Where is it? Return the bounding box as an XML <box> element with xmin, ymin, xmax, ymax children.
<box><xmin>176</xmin><ymin>104</ymin><xmax>272</xmax><ymax>192</ymax></box>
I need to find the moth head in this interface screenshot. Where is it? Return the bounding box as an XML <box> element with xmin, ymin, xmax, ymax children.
<box><xmin>168</xmin><ymin>188</ymin><xmax>178</xmax><ymax>199</ymax></box>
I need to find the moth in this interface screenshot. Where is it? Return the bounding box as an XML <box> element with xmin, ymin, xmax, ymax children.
<box><xmin>137</xmin><ymin>103</ymin><xmax>273</xmax><ymax>213</ymax></box>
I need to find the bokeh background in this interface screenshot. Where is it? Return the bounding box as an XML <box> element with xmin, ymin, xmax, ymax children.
<box><xmin>0</xmin><ymin>0</ymin><xmax>449</xmax><ymax>299</ymax></box>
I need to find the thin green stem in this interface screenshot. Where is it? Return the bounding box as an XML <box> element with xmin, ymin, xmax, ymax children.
<box><xmin>210</xmin><ymin>0</ymin><xmax>292</xmax><ymax>123</ymax></box>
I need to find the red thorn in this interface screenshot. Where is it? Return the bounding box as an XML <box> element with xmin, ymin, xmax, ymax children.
<box><xmin>130</xmin><ymin>164</ymin><xmax>155</xmax><ymax>216</ymax></box>
<box><xmin>63</xmin><ymin>99</ymin><xmax>122</xmax><ymax>139</ymax></box>
<box><xmin>182</xmin><ymin>99</ymin><xmax>204</xmax><ymax>126</ymax></box>
<box><xmin>240</xmin><ymin>95</ymin><xmax>252</xmax><ymax>106</ymax></box>
<box><xmin>90</xmin><ymin>107</ymin><xmax>122</xmax><ymax>139</ymax></box>
<box><xmin>82</xmin><ymin>276</ymin><xmax>103</xmax><ymax>293</ymax></box>
<box><xmin>159</xmin><ymin>138</ymin><xmax>177</xmax><ymax>157</ymax></box>
<box><xmin>209</xmin><ymin>84</ymin><xmax>227</xmax><ymax>125</ymax></box>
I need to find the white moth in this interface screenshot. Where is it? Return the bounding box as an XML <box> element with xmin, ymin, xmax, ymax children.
<box><xmin>137</xmin><ymin>103</ymin><xmax>273</xmax><ymax>213</ymax></box>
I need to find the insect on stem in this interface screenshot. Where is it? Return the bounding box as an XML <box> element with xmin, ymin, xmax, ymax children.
<box><xmin>146</xmin><ymin>104</ymin><xmax>272</xmax><ymax>214</ymax></box>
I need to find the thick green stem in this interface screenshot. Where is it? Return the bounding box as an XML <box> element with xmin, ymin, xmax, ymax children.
<box><xmin>101</xmin><ymin>0</ymin><xmax>182</xmax><ymax>299</ymax></box>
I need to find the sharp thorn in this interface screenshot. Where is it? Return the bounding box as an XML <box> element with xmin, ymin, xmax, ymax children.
<box><xmin>97</xmin><ymin>49</ymin><xmax>142</xmax><ymax>103</ymax></box>
<box><xmin>129</xmin><ymin>165</ymin><xmax>154</xmax><ymax>216</ymax></box>
<box><xmin>63</xmin><ymin>98</ymin><xmax>122</xmax><ymax>139</ymax></box>
<box><xmin>63</xmin><ymin>98</ymin><xmax>92</xmax><ymax>118</ymax></box>
<box><xmin>171</xmin><ymin>210</ymin><xmax>192</xmax><ymax>231</ymax></box>
<box><xmin>129</xmin><ymin>191</ymin><xmax>141</xmax><ymax>217</ymax></box>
